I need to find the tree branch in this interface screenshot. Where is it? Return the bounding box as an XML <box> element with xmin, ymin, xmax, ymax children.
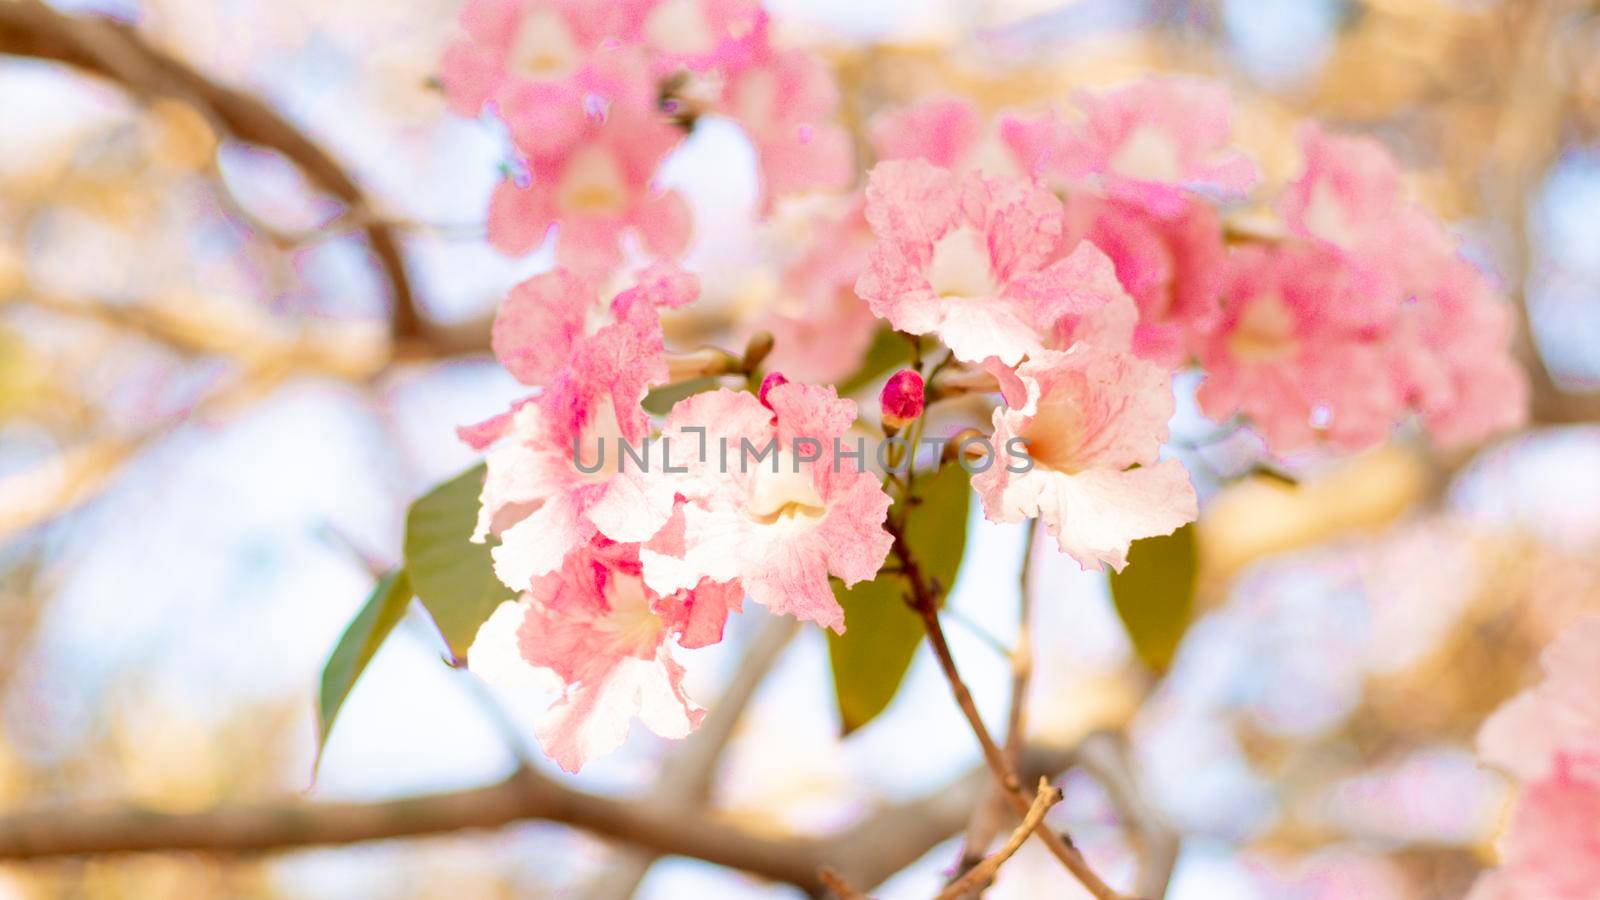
<box><xmin>0</xmin><ymin>743</ymin><xmax>1086</xmax><ymax>894</ymax></box>
<box><xmin>0</xmin><ymin>1</ymin><xmax>422</xmax><ymax>342</ymax></box>
<box><xmin>937</xmin><ymin>778</ymin><xmax>1061</xmax><ymax>900</ymax></box>
<box><xmin>954</xmin><ymin>522</ymin><xmax>1037</xmax><ymax>889</ymax></box>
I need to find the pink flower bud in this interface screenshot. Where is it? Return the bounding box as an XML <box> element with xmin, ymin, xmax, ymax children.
<box><xmin>758</xmin><ymin>371</ymin><xmax>789</xmax><ymax>410</ymax></box>
<box><xmin>880</xmin><ymin>369</ymin><xmax>925</xmax><ymax>430</ymax></box>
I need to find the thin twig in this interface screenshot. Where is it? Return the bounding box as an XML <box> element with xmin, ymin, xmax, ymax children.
<box><xmin>937</xmin><ymin>778</ymin><xmax>1062</xmax><ymax>900</ymax></box>
<box><xmin>888</xmin><ymin>523</ymin><xmax>1127</xmax><ymax>900</ymax></box>
<box><xmin>953</xmin><ymin>522</ymin><xmax>1036</xmax><ymax>886</ymax></box>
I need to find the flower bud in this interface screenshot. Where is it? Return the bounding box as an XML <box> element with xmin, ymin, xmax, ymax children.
<box><xmin>758</xmin><ymin>371</ymin><xmax>789</xmax><ymax>410</ymax></box>
<box><xmin>880</xmin><ymin>369</ymin><xmax>925</xmax><ymax>431</ymax></box>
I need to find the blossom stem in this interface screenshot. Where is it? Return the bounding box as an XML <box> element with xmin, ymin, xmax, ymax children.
<box><xmin>887</xmin><ymin>524</ymin><xmax>1128</xmax><ymax>900</ymax></box>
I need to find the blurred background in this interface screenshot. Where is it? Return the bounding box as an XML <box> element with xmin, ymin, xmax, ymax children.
<box><xmin>2</xmin><ymin>0</ymin><xmax>1600</xmax><ymax>897</ymax></box>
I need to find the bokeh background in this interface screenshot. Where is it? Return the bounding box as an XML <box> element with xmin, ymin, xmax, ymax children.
<box><xmin>3</xmin><ymin>0</ymin><xmax>1600</xmax><ymax>897</ymax></box>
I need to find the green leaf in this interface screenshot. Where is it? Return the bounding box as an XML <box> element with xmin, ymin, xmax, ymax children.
<box><xmin>836</xmin><ymin>328</ymin><xmax>914</xmax><ymax>397</ymax></box>
<box><xmin>316</xmin><ymin>569</ymin><xmax>411</xmax><ymax>769</ymax></box>
<box><xmin>404</xmin><ymin>464</ymin><xmax>514</xmax><ymax>663</ymax></box>
<box><xmin>828</xmin><ymin>463</ymin><xmax>972</xmax><ymax>734</ymax></box>
<box><xmin>643</xmin><ymin>375</ymin><xmax>723</xmax><ymax>415</ymax></box>
<box><xmin>1107</xmin><ymin>523</ymin><xmax>1198</xmax><ymax>674</ymax></box>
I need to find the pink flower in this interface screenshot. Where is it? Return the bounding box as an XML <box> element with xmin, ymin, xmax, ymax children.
<box><xmin>879</xmin><ymin>369</ymin><xmax>924</xmax><ymax>429</ymax></box>
<box><xmin>973</xmin><ymin>345</ymin><xmax>1197</xmax><ymax>570</ymax></box>
<box><xmin>1279</xmin><ymin>124</ymin><xmax>1452</xmax><ymax>320</ymax></box>
<box><xmin>469</xmin><ymin>538</ymin><xmax>742</xmax><ymax>772</ymax></box>
<box><xmin>983</xmin><ymin>241</ymin><xmax>1138</xmax><ymax>410</ymax></box>
<box><xmin>1195</xmin><ymin>245</ymin><xmax>1402</xmax><ymax>453</ymax></box>
<box><xmin>871</xmin><ymin>98</ymin><xmax>985</xmax><ymax>170</ymax></box>
<box><xmin>721</xmin><ymin>41</ymin><xmax>853</xmax><ymax>205</ymax></box>
<box><xmin>1468</xmin><ymin>752</ymin><xmax>1600</xmax><ymax>900</ymax></box>
<box><xmin>1388</xmin><ymin>258</ymin><xmax>1528</xmax><ymax>450</ymax></box>
<box><xmin>638</xmin><ymin>0</ymin><xmax>764</xmax><ymax>74</ymax></box>
<box><xmin>752</xmin><ymin>199</ymin><xmax>880</xmax><ymax>384</ymax></box>
<box><xmin>1057</xmin><ymin>77</ymin><xmax>1258</xmax><ymax>216</ymax></box>
<box><xmin>439</xmin><ymin>0</ymin><xmax>653</xmax><ymax>144</ymax></box>
<box><xmin>1061</xmin><ymin>193</ymin><xmax>1226</xmax><ymax>366</ymax></box>
<box><xmin>490</xmin><ymin>264</ymin><xmax>698</xmax><ymax>388</ymax></box>
<box><xmin>486</xmin><ymin>104</ymin><xmax>692</xmax><ymax>274</ymax></box>
<box><xmin>641</xmin><ymin>382</ymin><xmax>892</xmax><ymax>632</ymax></box>
<box><xmin>857</xmin><ymin>159</ymin><xmax>1105</xmax><ymax>365</ymax></box>
<box><xmin>470</xmin><ymin>326</ymin><xmax>678</xmax><ymax>590</ymax></box>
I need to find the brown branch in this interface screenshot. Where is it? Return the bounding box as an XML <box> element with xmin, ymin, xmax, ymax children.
<box><xmin>937</xmin><ymin>778</ymin><xmax>1062</xmax><ymax>900</ymax></box>
<box><xmin>0</xmin><ymin>742</ymin><xmax>1086</xmax><ymax>893</ymax></box>
<box><xmin>0</xmin><ymin>769</ymin><xmax>827</xmax><ymax>889</ymax></box>
<box><xmin>889</xmin><ymin>525</ymin><xmax>1128</xmax><ymax>900</ymax></box>
<box><xmin>0</xmin><ymin>1</ymin><xmax>422</xmax><ymax>341</ymax></box>
<box><xmin>953</xmin><ymin>522</ymin><xmax>1037</xmax><ymax>888</ymax></box>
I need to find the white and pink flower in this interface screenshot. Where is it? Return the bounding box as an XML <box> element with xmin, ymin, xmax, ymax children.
<box><xmin>973</xmin><ymin>345</ymin><xmax>1197</xmax><ymax>571</ymax></box>
<box><xmin>469</xmin><ymin>538</ymin><xmax>741</xmax><ymax>772</ymax></box>
<box><xmin>857</xmin><ymin>159</ymin><xmax>1106</xmax><ymax>365</ymax></box>
<box><xmin>1060</xmin><ymin>192</ymin><xmax>1226</xmax><ymax>366</ymax></box>
<box><xmin>719</xmin><ymin>35</ymin><xmax>854</xmax><ymax>206</ymax></box>
<box><xmin>1196</xmin><ymin>245</ymin><xmax>1401</xmax><ymax>453</ymax></box>
<box><xmin>1056</xmin><ymin>77</ymin><xmax>1258</xmax><ymax>216</ymax></box>
<box><xmin>640</xmin><ymin>381</ymin><xmax>892</xmax><ymax>632</ymax></box>
<box><xmin>487</xmin><ymin>104</ymin><xmax>692</xmax><ymax>274</ymax></box>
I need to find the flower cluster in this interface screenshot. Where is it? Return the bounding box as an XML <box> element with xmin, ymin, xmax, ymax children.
<box><xmin>458</xmin><ymin>263</ymin><xmax>891</xmax><ymax>771</ymax></box>
<box><xmin>442</xmin><ymin>6</ymin><xmax>1530</xmax><ymax>771</ymax></box>
<box><xmin>863</xmin><ymin>83</ymin><xmax>1527</xmax><ymax>455</ymax></box>
<box><xmin>1471</xmin><ymin>617</ymin><xmax>1600</xmax><ymax>898</ymax></box>
<box><xmin>442</xmin><ymin>0</ymin><xmax>851</xmax><ymax>274</ymax></box>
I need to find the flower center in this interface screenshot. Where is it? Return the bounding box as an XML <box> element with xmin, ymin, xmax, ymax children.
<box><xmin>509</xmin><ymin>8</ymin><xmax>580</xmax><ymax>82</ymax></box>
<box><xmin>556</xmin><ymin>146</ymin><xmax>629</xmax><ymax>216</ymax></box>
<box><xmin>1109</xmin><ymin>123</ymin><xmax>1182</xmax><ymax>184</ymax></box>
<box><xmin>927</xmin><ymin>226</ymin><xmax>997</xmax><ymax>301</ymax></box>
<box><xmin>644</xmin><ymin>0</ymin><xmax>716</xmax><ymax>55</ymax></box>
<box><xmin>1227</xmin><ymin>294</ymin><xmax>1299</xmax><ymax>364</ymax></box>
<box><xmin>1303</xmin><ymin>180</ymin><xmax>1356</xmax><ymax>249</ymax></box>
<box><xmin>1019</xmin><ymin>394</ymin><xmax>1087</xmax><ymax>474</ymax></box>
<box><xmin>746</xmin><ymin>452</ymin><xmax>827</xmax><ymax>526</ymax></box>
<box><xmin>599</xmin><ymin>574</ymin><xmax>663</xmax><ymax>656</ymax></box>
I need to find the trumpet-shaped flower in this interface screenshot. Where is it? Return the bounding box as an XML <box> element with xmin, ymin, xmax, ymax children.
<box><xmin>753</xmin><ymin>199</ymin><xmax>880</xmax><ymax>384</ymax></box>
<box><xmin>720</xmin><ymin>41</ymin><xmax>853</xmax><ymax>205</ymax></box>
<box><xmin>440</xmin><ymin>0</ymin><xmax>655</xmax><ymax>154</ymax></box>
<box><xmin>1061</xmin><ymin>193</ymin><xmax>1226</xmax><ymax>366</ymax></box>
<box><xmin>1196</xmin><ymin>246</ymin><xmax>1400</xmax><ymax>453</ymax></box>
<box><xmin>468</xmin><ymin>538</ymin><xmax>741</xmax><ymax>772</ymax></box>
<box><xmin>1057</xmin><ymin>78</ymin><xmax>1257</xmax><ymax>216</ymax></box>
<box><xmin>469</xmin><ymin>326</ymin><xmax>679</xmax><ymax>590</ymax></box>
<box><xmin>857</xmin><ymin>160</ymin><xmax>1106</xmax><ymax>365</ymax></box>
<box><xmin>490</xmin><ymin>264</ymin><xmax>697</xmax><ymax>388</ymax></box>
<box><xmin>487</xmin><ymin>105</ymin><xmax>692</xmax><ymax>274</ymax></box>
<box><xmin>641</xmin><ymin>381</ymin><xmax>891</xmax><ymax>632</ymax></box>
<box><xmin>973</xmin><ymin>345</ymin><xmax>1197</xmax><ymax>570</ymax></box>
